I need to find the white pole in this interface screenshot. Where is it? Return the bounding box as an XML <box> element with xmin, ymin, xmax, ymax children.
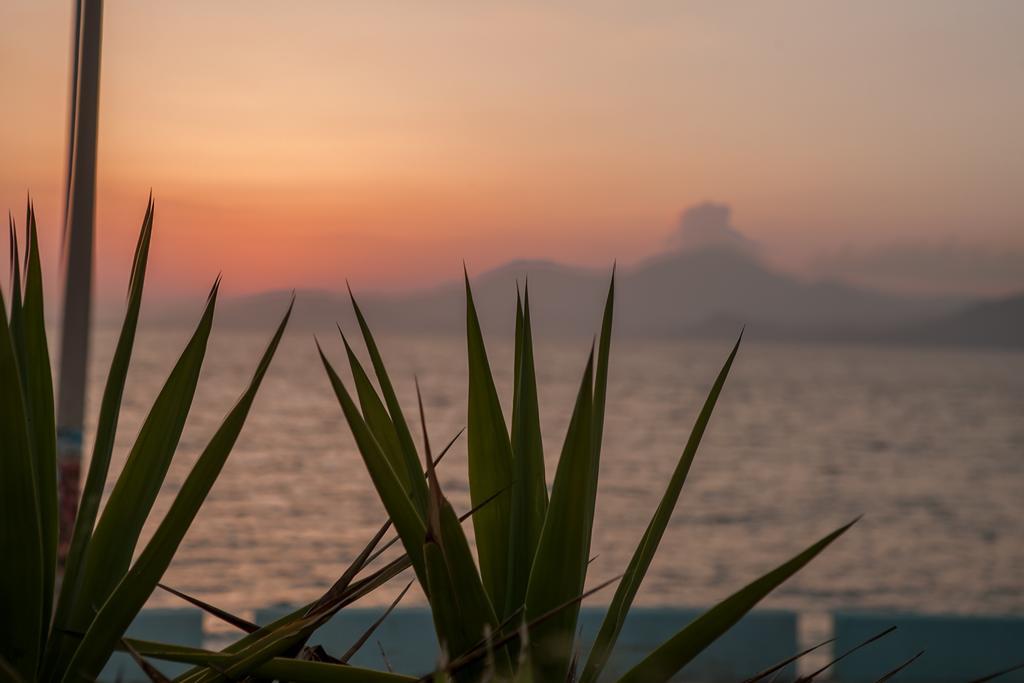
<box><xmin>57</xmin><ymin>0</ymin><xmax>102</xmax><ymax>564</ymax></box>
<box><xmin>62</xmin><ymin>0</ymin><xmax>82</xmax><ymax>239</ymax></box>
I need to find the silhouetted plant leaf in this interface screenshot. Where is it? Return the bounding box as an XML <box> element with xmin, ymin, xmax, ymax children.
<box><xmin>796</xmin><ymin>626</ymin><xmax>897</xmax><ymax>682</ymax></box>
<box><xmin>507</xmin><ymin>284</ymin><xmax>547</xmax><ymax>617</ymax></box>
<box><xmin>616</xmin><ymin>520</ymin><xmax>858</xmax><ymax>683</ymax></box>
<box><xmin>157</xmin><ymin>583</ymin><xmax>258</xmax><ymax>634</ymax></box>
<box><xmin>580</xmin><ymin>331</ymin><xmax>741</xmax><ymax>683</ymax></box>
<box><xmin>64</xmin><ymin>300</ymin><xmax>292</xmax><ymax>681</ymax></box>
<box><xmin>0</xmin><ymin>230</ymin><xmax>43</xmax><ymax>679</ymax></box>
<box><xmin>47</xmin><ymin>197</ymin><xmax>154</xmax><ymax>677</ymax></box>
<box><xmin>463</xmin><ymin>270</ymin><xmax>515</xmax><ymax>615</ymax></box>
<box><xmin>872</xmin><ymin>651</ymin><xmax>924</xmax><ymax>683</ymax></box>
<box><xmin>523</xmin><ymin>349</ymin><xmax>596</xmax><ymax>681</ymax></box>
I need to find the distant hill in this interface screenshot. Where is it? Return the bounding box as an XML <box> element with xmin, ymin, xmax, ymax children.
<box><xmin>892</xmin><ymin>293</ymin><xmax>1024</xmax><ymax>349</ymax></box>
<box><xmin>615</xmin><ymin>248</ymin><xmax>953</xmax><ymax>335</ymax></box>
<box><xmin>153</xmin><ymin>246</ymin><xmax>1022</xmax><ymax>347</ymax></box>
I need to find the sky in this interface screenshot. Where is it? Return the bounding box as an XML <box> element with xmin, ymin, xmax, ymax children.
<box><xmin>2</xmin><ymin>1</ymin><xmax>1023</xmax><ymax>304</ymax></box>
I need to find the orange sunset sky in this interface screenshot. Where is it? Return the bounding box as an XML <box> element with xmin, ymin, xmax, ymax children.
<box><xmin>2</xmin><ymin>2</ymin><xmax>1023</xmax><ymax>303</ymax></box>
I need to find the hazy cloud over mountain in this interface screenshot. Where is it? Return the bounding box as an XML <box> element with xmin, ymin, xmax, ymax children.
<box><xmin>667</xmin><ymin>202</ymin><xmax>759</xmax><ymax>257</ymax></box>
<box><xmin>664</xmin><ymin>202</ymin><xmax>1024</xmax><ymax>298</ymax></box>
<box><xmin>817</xmin><ymin>242</ymin><xmax>1024</xmax><ymax>296</ymax></box>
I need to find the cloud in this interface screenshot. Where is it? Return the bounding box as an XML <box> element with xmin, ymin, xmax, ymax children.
<box><xmin>668</xmin><ymin>202</ymin><xmax>758</xmax><ymax>256</ymax></box>
<box><xmin>818</xmin><ymin>242</ymin><xmax>1024</xmax><ymax>296</ymax></box>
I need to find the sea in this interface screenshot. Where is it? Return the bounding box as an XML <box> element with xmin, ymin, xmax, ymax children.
<box><xmin>81</xmin><ymin>324</ymin><xmax>1024</xmax><ymax>624</ymax></box>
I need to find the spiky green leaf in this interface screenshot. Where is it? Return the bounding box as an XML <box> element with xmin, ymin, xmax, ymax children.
<box><xmin>523</xmin><ymin>350</ymin><xmax>595</xmax><ymax>681</ymax></box>
<box><xmin>425</xmin><ymin>538</ymin><xmax>484</xmax><ymax>681</ymax></box>
<box><xmin>0</xmin><ymin>273</ymin><xmax>43</xmax><ymax>678</ymax></box>
<box><xmin>20</xmin><ymin>205</ymin><xmax>58</xmax><ymax>639</ymax></box>
<box><xmin>121</xmin><ymin>639</ymin><xmax>417</xmax><ymax>682</ymax></box>
<box><xmin>583</xmin><ymin>270</ymin><xmax>614</xmax><ymax>566</ymax></box>
<box><xmin>63</xmin><ymin>301</ymin><xmax>291</xmax><ymax>682</ymax></box>
<box><xmin>464</xmin><ymin>271</ymin><xmax>514</xmax><ymax>614</ymax></box>
<box><xmin>349</xmin><ymin>288</ymin><xmax>429</xmax><ymax>514</ymax></box>
<box><xmin>7</xmin><ymin>214</ymin><xmax>25</xmax><ymax>376</ymax></box>
<box><xmin>341</xmin><ymin>332</ymin><xmax>426</xmax><ymax>510</ymax></box>
<box><xmin>414</xmin><ymin>379</ymin><xmax>507</xmax><ymax>679</ymax></box>
<box><xmin>579</xmin><ymin>332</ymin><xmax>741</xmax><ymax>683</ymax></box>
<box><xmin>615</xmin><ymin>520</ymin><xmax>857</xmax><ymax>683</ymax></box>
<box><xmin>47</xmin><ymin>199</ymin><xmax>155</xmax><ymax>674</ymax></box>
<box><xmin>507</xmin><ymin>285</ymin><xmax>547</xmax><ymax>616</ymax></box>
<box><xmin>317</xmin><ymin>343</ymin><xmax>428</xmax><ymax>585</ymax></box>
<box><xmin>57</xmin><ymin>280</ymin><xmax>219</xmax><ymax>676</ymax></box>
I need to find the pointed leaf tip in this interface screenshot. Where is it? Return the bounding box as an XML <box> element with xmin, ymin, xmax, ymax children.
<box><xmin>207</xmin><ymin>274</ymin><xmax>223</xmax><ymax>301</ymax></box>
<box><xmin>337</xmin><ymin>323</ymin><xmax>354</xmax><ymax>351</ymax></box>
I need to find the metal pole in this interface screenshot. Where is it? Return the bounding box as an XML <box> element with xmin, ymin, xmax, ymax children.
<box><xmin>62</xmin><ymin>0</ymin><xmax>82</xmax><ymax>238</ymax></box>
<box><xmin>57</xmin><ymin>0</ymin><xmax>102</xmax><ymax>563</ymax></box>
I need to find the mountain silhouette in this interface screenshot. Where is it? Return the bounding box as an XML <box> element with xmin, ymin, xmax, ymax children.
<box><xmin>161</xmin><ymin>245</ymin><xmax>1021</xmax><ymax>347</ymax></box>
<box><xmin>891</xmin><ymin>293</ymin><xmax>1024</xmax><ymax>348</ymax></box>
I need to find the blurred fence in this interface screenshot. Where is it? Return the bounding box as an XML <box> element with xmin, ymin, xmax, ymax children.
<box><xmin>99</xmin><ymin>607</ymin><xmax>1024</xmax><ymax>682</ymax></box>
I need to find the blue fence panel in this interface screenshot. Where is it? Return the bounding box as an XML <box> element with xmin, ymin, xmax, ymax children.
<box><xmin>833</xmin><ymin>612</ymin><xmax>1024</xmax><ymax>683</ymax></box>
<box><xmin>577</xmin><ymin>607</ymin><xmax>798</xmax><ymax>681</ymax></box>
<box><xmin>254</xmin><ymin>605</ymin><xmax>797</xmax><ymax>681</ymax></box>
<box><xmin>255</xmin><ymin>605</ymin><xmax>439</xmax><ymax>674</ymax></box>
<box><xmin>99</xmin><ymin>608</ymin><xmax>203</xmax><ymax>683</ymax></box>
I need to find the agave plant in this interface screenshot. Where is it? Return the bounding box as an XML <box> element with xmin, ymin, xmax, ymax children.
<box><xmin>107</xmin><ymin>269</ymin><xmax>855</xmax><ymax>682</ymax></box>
<box><xmin>0</xmin><ymin>203</ymin><xmax>442</xmax><ymax>682</ymax></box>
<box><xmin>308</xmin><ymin>272</ymin><xmax>856</xmax><ymax>682</ymax></box>
<box><xmin>0</xmin><ymin>199</ymin><xmax>295</xmax><ymax>682</ymax></box>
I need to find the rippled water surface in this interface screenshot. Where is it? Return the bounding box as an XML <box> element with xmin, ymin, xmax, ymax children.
<box><xmin>83</xmin><ymin>325</ymin><xmax>1024</xmax><ymax>620</ymax></box>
